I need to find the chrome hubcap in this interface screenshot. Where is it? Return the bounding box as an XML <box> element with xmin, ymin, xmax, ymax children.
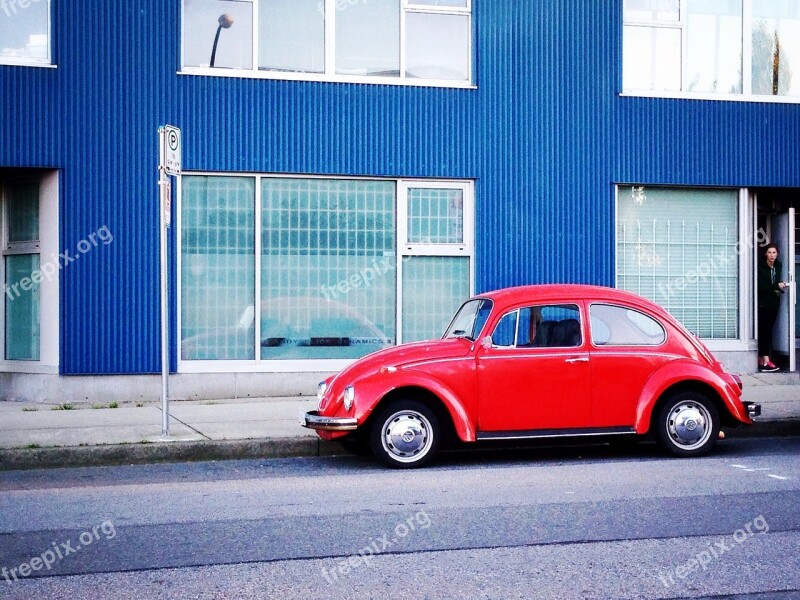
<box><xmin>382</xmin><ymin>411</ymin><xmax>432</xmax><ymax>463</ymax></box>
<box><xmin>667</xmin><ymin>401</ymin><xmax>711</xmax><ymax>449</ymax></box>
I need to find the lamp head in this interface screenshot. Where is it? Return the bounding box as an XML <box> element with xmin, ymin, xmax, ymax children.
<box><xmin>218</xmin><ymin>14</ymin><xmax>234</xmax><ymax>28</ymax></box>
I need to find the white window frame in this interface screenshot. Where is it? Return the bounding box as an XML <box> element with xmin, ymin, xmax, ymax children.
<box><xmin>622</xmin><ymin>0</ymin><xmax>800</xmax><ymax>103</ymax></box>
<box><xmin>180</xmin><ymin>0</ymin><xmax>474</xmax><ymax>88</ymax></box>
<box><xmin>0</xmin><ymin>172</ymin><xmax>59</xmax><ymax>373</ymax></box>
<box><xmin>614</xmin><ymin>184</ymin><xmax>751</xmax><ymax>353</ymax></box>
<box><xmin>177</xmin><ymin>173</ymin><xmax>475</xmax><ymax>373</ymax></box>
<box><xmin>0</xmin><ymin>0</ymin><xmax>54</xmax><ymax>68</ymax></box>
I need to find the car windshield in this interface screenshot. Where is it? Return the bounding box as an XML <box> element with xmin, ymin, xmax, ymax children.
<box><xmin>442</xmin><ymin>299</ymin><xmax>493</xmax><ymax>341</ymax></box>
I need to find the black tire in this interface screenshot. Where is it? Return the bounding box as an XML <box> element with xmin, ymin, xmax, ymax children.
<box><xmin>655</xmin><ymin>391</ymin><xmax>719</xmax><ymax>457</ymax></box>
<box><xmin>369</xmin><ymin>400</ymin><xmax>440</xmax><ymax>469</ymax></box>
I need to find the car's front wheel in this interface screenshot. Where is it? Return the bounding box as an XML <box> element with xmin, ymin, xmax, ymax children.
<box><xmin>655</xmin><ymin>391</ymin><xmax>719</xmax><ymax>457</ymax></box>
<box><xmin>369</xmin><ymin>400</ymin><xmax>440</xmax><ymax>468</ymax></box>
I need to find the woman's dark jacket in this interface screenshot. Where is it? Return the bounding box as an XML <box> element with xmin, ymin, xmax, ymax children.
<box><xmin>757</xmin><ymin>259</ymin><xmax>783</xmax><ymax>311</ymax></box>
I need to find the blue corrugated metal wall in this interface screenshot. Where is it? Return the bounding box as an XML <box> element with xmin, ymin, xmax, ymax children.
<box><xmin>0</xmin><ymin>1</ymin><xmax>798</xmax><ymax>374</ymax></box>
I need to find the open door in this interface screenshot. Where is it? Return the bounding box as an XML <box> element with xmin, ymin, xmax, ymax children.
<box><xmin>772</xmin><ymin>209</ymin><xmax>796</xmax><ymax>372</ymax></box>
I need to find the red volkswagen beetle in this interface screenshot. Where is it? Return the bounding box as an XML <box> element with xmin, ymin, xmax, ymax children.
<box><xmin>301</xmin><ymin>285</ymin><xmax>760</xmax><ymax>468</ymax></box>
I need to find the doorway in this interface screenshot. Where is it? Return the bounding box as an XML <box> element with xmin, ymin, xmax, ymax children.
<box><xmin>756</xmin><ymin>189</ymin><xmax>798</xmax><ymax>372</ymax></box>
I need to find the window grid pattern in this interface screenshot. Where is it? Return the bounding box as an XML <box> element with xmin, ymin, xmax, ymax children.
<box><xmin>402</xmin><ymin>256</ymin><xmax>469</xmax><ymax>342</ymax></box>
<box><xmin>181</xmin><ymin>177</ymin><xmax>255</xmax><ymax>360</ymax></box>
<box><xmin>617</xmin><ymin>187</ymin><xmax>739</xmax><ymax>339</ymax></box>
<box><xmin>407</xmin><ymin>188</ymin><xmax>464</xmax><ymax>244</ymax></box>
<box><xmin>4</xmin><ymin>254</ymin><xmax>40</xmax><ymax>360</ymax></box>
<box><xmin>261</xmin><ymin>178</ymin><xmax>396</xmax><ymax>359</ymax></box>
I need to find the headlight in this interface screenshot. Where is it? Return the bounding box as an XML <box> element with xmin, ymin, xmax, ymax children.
<box><xmin>317</xmin><ymin>381</ymin><xmax>327</xmax><ymax>405</ymax></box>
<box><xmin>343</xmin><ymin>385</ymin><xmax>355</xmax><ymax>412</ymax></box>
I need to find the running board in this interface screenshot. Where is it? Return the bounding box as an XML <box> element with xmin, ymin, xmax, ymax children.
<box><xmin>477</xmin><ymin>426</ymin><xmax>637</xmax><ymax>441</ymax></box>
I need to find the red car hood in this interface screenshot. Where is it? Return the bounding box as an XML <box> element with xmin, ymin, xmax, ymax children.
<box><xmin>332</xmin><ymin>337</ymin><xmax>473</xmax><ymax>384</ymax></box>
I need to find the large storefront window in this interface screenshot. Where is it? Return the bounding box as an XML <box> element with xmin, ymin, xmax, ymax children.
<box><xmin>623</xmin><ymin>0</ymin><xmax>800</xmax><ymax>98</ymax></box>
<box><xmin>181</xmin><ymin>177</ymin><xmax>256</xmax><ymax>360</ymax></box>
<box><xmin>182</xmin><ymin>0</ymin><xmax>472</xmax><ymax>84</ymax></box>
<box><xmin>617</xmin><ymin>186</ymin><xmax>739</xmax><ymax>339</ymax></box>
<box><xmin>180</xmin><ymin>176</ymin><xmax>473</xmax><ymax>364</ymax></box>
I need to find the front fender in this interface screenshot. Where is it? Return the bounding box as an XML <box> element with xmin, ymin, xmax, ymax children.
<box><xmin>354</xmin><ymin>370</ymin><xmax>476</xmax><ymax>443</ymax></box>
<box><xmin>633</xmin><ymin>360</ymin><xmax>747</xmax><ymax>433</ymax></box>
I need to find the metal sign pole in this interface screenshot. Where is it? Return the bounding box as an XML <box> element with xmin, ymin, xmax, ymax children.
<box><xmin>158</xmin><ymin>127</ymin><xmax>170</xmax><ymax>436</ymax></box>
<box><xmin>157</xmin><ymin>124</ymin><xmax>180</xmax><ymax>437</ymax></box>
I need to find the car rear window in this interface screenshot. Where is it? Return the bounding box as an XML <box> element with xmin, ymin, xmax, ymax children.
<box><xmin>590</xmin><ymin>304</ymin><xmax>666</xmax><ymax>346</ymax></box>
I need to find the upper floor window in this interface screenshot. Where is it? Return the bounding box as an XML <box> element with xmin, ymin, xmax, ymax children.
<box><xmin>0</xmin><ymin>0</ymin><xmax>51</xmax><ymax>66</ymax></box>
<box><xmin>181</xmin><ymin>0</ymin><xmax>472</xmax><ymax>86</ymax></box>
<box><xmin>623</xmin><ymin>0</ymin><xmax>800</xmax><ymax>99</ymax></box>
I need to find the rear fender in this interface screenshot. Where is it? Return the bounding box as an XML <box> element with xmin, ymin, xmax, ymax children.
<box><xmin>633</xmin><ymin>360</ymin><xmax>748</xmax><ymax>433</ymax></box>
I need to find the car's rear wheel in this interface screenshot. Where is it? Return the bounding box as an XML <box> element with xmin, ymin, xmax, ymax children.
<box><xmin>655</xmin><ymin>392</ymin><xmax>719</xmax><ymax>457</ymax></box>
<box><xmin>370</xmin><ymin>400</ymin><xmax>440</xmax><ymax>468</ymax></box>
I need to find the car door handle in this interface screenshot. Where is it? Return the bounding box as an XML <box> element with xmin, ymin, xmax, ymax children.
<box><xmin>565</xmin><ymin>357</ymin><xmax>589</xmax><ymax>364</ymax></box>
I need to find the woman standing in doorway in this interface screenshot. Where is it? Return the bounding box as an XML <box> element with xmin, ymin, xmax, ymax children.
<box><xmin>757</xmin><ymin>243</ymin><xmax>787</xmax><ymax>372</ymax></box>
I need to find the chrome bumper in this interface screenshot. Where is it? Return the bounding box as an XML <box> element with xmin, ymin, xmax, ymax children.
<box><xmin>743</xmin><ymin>401</ymin><xmax>761</xmax><ymax>420</ymax></box>
<box><xmin>300</xmin><ymin>410</ymin><xmax>358</xmax><ymax>432</ymax></box>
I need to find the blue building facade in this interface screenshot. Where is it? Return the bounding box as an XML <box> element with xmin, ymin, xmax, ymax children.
<box><xmin>1</xmin><ymin>1</ymin><xmax>798</xmax><ymax>401</ymax></box>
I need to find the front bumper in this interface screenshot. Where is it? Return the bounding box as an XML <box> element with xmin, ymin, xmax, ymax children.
<box><xmin>743</xmin><ymin>401</ymin><xmax>762</xmax><ymax>420</ymax></box>
<box><xmin>300</xmin><ymin>410</ymin><xmax>358</xmax><ymax>432</ymax></box>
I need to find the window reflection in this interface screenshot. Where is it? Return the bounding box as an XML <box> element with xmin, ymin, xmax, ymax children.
<box><xmin>335</xmin><ymin>0</ymin><xmax>400</xmax><ymax>76</ymax></box>
<box><xmin>183</xmin><ymin>0</ymin><xmax>253</xmax><ymax>70</ymax></box>
<box><xmin>0</xmin><ymin>0</ymin><xmax>49</xmax><ymax>63</ymax></box>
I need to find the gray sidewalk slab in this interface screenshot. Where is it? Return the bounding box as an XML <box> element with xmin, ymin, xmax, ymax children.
<box><xmin>0</xmin><ymin>377</ymin><xmax>797</xmax><ymax>471</ymax></box>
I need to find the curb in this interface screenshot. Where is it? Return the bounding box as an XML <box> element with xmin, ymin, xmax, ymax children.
<box><xmin>0</xmin><ymin>437</ymin><xmax>344</xmax><ymax>472</ymax></box>
<box><xmin>1</xmin><ymin>420</ymin><xmax>797</xmax><ymax>471</ymax></box>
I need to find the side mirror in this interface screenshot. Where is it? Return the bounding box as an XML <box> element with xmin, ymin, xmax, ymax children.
<box><xmin>480</xmin><ymin>336</ymin><xmax>493</xmax><ymax>349</ymax></box>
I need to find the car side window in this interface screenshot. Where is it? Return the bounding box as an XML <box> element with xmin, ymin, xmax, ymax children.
<box><xmin>590</xmin><ymin>304</ymin><xmax>666</xmax><ymax>346</ymax></box>
<box><xmin>491</xmin><ymin>310</ymin><xmax>518</xmax><ymax>347</ymax></box>
<box><xmin>505</xmin><ymin>303</ymin><xmax>582</xmax><ymax>348</ymax></box>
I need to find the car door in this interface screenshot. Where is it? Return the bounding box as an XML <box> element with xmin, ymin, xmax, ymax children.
<box><xmin>587</xmin><ymin>302</ymin><xmax>671</xmax><ymax>427</ymax></box>
<box><xmin>476</xmin><ymin>303</ymin><xmax>591</xmax><ymax>432</ymax></box>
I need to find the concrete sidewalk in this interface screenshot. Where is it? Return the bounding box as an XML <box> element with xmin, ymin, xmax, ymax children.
<box><xmin>0</xmin><ymin>373</ymin><xmax>798</xmax><ymax>470</ymax></box>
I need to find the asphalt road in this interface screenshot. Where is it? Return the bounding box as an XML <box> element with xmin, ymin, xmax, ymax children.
<box><xmin>0</xmin><ymin>437</ymin><xmax>799</xmax><ymax>599</ymax></box>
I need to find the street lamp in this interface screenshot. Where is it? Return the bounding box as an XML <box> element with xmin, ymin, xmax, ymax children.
<box><xmin>210</xmin><ymin>13</ymin><xmax>235</xmax><ymax>68</ymax></box>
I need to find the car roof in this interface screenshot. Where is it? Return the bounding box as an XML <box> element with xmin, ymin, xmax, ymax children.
<box><xmin>475</xmin><ymin>284</ymin><xmax>662</xmax><ymax>312</ymax></box>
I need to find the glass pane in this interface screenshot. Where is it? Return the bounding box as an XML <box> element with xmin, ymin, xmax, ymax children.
<box><xmin>491</xmin><ymin>311</ymin><xmax>517</xmax><ymax>347</ymax></box>
<box><xmin>181</xmin><ymin>176</ymin><xmax>255</xmax><ymax>360</ymax></box>
<box><xmin>7</xmin><ymin>182</ymin><xmax>39</xmax><ymax>243</ymax></box>
<box><xmin>336</xmin><ymin>0</ymin><xmax>399</xmax><ymax>76</ymax></box>
<box><xmin>5</xmin><ymin>255</ymin><xmax>40</xmax><ymax>361</ymax></box>
<box><xmin>623</xmin><ymin>25</ymin><xmax>682</xmax><ymax>91</ymax></box>
<box><xmin>261</xmin><ymin>178</ymin><xmax>396</xmax><ymax>359</ymax></box>
<box><xmin>259</xmin><ymin>0</ymin><xmax>324</xmax><ymax>73</ymax></box>
<box><xmin>685</xmin><ymin>0</ymin><xmax>742</xmax><ymax>93</ymax></box>
<box><xmin>616</xmin><ymin>187</ymin><xmax>739</xmax><ymax>339</ymax></box>
<box><xmin>402</xmin><ymin>256</ymin><xmax>469</xmax><ymax>342</ymax></box>
<box><xmin>406</xmin><ymin>13</ymin><xmax>469</xmax><ymax>80</ymax></box>
<box><xmin>624</xmin><ymin>0</ymin><xmax>680</xmax><ymax>21</ymax></box>
<box><xmin>590</xmin><ymin>304</ymin><xmax>665</xmax><ymax>346</ymax></box>
<box><xmin>0</xmin><ymin>0</ymin><xmax>49</xmax><ymax>62</ymax></box>
<box><xmin>410</xmin><ymin>0</ymin><xmax>468</xmax><ymax>7</ymax></box>
<box><xmin>183</xmin><ymin>0</ymin><xmax>253</xmax><ymax>69</ymax></box>
<box><xmin>751</xmin><ymin>1</ymin><xmax>800</xmax><ymax>96</ymax></box>
<box><xmin>407</xmin><ymin>188</ymin><xmax>464</xmax><ymax>244</ymax></box>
